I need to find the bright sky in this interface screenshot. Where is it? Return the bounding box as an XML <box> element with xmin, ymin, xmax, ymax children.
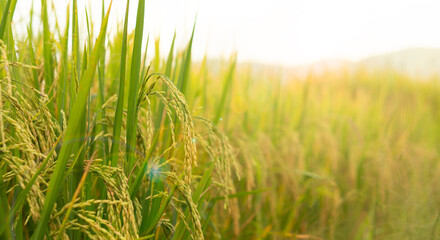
<box><xmin>13</xmin><ymin>0</ymin><xmax>440</xmax><ymax>66</ymax></box>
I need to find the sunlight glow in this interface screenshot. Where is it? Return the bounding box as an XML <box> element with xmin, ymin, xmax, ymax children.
<box><xmin>14</xmin><ymin>0</ymin><xmax>440</xmax><ymax>66</ymax></box>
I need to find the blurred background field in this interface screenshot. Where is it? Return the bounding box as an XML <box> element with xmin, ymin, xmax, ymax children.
<box><xmin>1</xmin><ymin>0</ymin><xmax>440</xmax><ymax>239</ymax></box>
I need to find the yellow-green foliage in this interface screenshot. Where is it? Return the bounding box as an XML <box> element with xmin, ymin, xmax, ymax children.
<box><xmin>0</xmin><ymin>0</ymin><xmax>439</xmax><ymax>240</ymax></box>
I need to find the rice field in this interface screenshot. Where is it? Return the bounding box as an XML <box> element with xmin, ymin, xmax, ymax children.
<box><xmin>1</xmin><ymin>0</ymin><xmax>440</xmax><ymax>239</ymax></box>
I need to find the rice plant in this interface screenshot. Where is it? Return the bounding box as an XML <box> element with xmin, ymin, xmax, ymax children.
<box><xmin>1</xmin><ymin>0</ymin><xmax>440</xmax><ymax>239</ymax></box>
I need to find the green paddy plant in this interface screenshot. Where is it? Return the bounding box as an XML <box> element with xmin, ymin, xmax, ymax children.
<box><xmin>0</xmin><ymin>0</ymin><xmax>241</xmax><ymax>239</ymax></box>
<box><xmin>31</xmin><ymin>2</ymin><xmax>112</xmax><ymax>238</ymax></box>
<box><xmin>2</xmin><ymin>0</ymin><xmax>440</xmax><ymax>239</ymax></box>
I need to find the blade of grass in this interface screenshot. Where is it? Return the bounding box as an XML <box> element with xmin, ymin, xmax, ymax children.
<box><xmin>0</xmin><ymin>169</ymin><xmax>10</xmax><ymax>239</ymax></box>
<box><xmin>153</xmin><ymin>37</ymin><xmax>160</xmax><ymax>71</ymax></box>
<box><xmin>70</xmin><ymin>0</ymin><xmax>80</xmax><ymax>107</ymax></box>
<box><xmin>57</xmin><ymin>4</ymin><xmax>70</xmax><ymax>124</ymax></box>
<box><xmin>96</xmin><ymin>0</ymin><xmax>108</xmax><ymax>161</ymax></box>
<box><xmin>109</xmin><ymin>0</ymin><xmax>130</xmax><ymax>167</ymax></box>
<box><xmin>26</xmin><ymin>2</ymin><xmax>39</xmax><ymax>90</ymax></box>
<box><xmin>41</xmin><ymin>0</ymin><xmax>54</xmax><ymax>99</ymax></box>
<box><xmin>4</xmin><ymin>0</ymin><xmax>17</xmax><ymax>93</ymax></box>
<box><xmin>71</xmin><ymin>44</ymin><xmax>88</xmax><ymax>211</ymax></box>
<box><xmin>214</xmin><ymin>54</ymin><xmax>236</xmax><ymax>125</ymax></box>
<box><xmin>165</xmin><ymin>32</ymin><xmax>176</xmax><ymax>77</ymax></box>
<box><xmin>176</xmin><ymin>21</ymin><xmax>196</xmax><ymax>95</ymax></box>
<box><xmin>126</xmin><ymin>0</ymin><xmax>146</xmax><ymax>175</ymax></box>
<box><xmin>0</xmin><ymin>30</ymin><xmax>9</xmax><ymax>237</ymax></box>
<box><xmin>0</xmin><ymin>0</ymin><xmax>16</xmax><ymax>40</ymax></box>
<box><xmin>30</xmin><ymin>3</ymin><xmax>112</xmax><ymax>239</ymax></box>
<box><xmin>26</xmin><ymin>26</ymin><xmax>39</xmax><ymax>90</ymax></box>
<box><xmin>140</xmin><ymin>34</ymin><xmax>150</xmax><ymax>79</ymax></box>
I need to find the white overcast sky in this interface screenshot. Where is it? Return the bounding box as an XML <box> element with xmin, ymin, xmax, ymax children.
<box><xmin>13</xmin><ymin>0</ymin><xmax>440</xmax><ymax>66</ymax></box>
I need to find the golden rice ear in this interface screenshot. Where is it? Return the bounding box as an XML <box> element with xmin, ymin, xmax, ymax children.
<box><xmin>193</xmin><ymin>116</ymin><xmax>240</xmax><ymax>208</ymax></box>
<box><xmin>0</xmin><ymin>58</ymin><xmax>61</xmax><ymax>235</ymax></box>
<box><xmin>165</xmin><ymin>172</ymin><xmax>204</xmax><ymax>240</ymax></box>
<box><xmin>143</xmin><ymin>73</ymin><xmax>198</xmax><ymax>185</ymax></box>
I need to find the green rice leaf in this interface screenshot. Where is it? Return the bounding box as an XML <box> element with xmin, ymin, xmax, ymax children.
<box><xmin>126</xmin><ymin>0</ymin><xmax>146</xmax><ymax>174</ymax></box>
<box><xmin>109</xmin><ymin>0</ymin><xmax>130</xmax><ymax>167</ymax></box>
<box><xmin>0</xmin><ymin>0</ymin><xmax>16</xmax><ymax>40</ymax></box>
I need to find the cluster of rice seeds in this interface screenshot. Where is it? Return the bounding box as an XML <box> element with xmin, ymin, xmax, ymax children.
<box><xmin>193</xmin><ymin>116</ymin><xmax>241</xmax><ymax>234</ymax></box>
<box><xmin>0</xmin><ymin>40</ymin><xmax>12</xmax><ymax>94</ymax></box>
<box><xmin>165</xmin><ymin>172</ymin><xmax>204</xmax><ymax>240</ymax></box>
<box><xmin>151</xmin><ymin>90</ymin><xmax>176</xmax><ymax>146</ymax></box>
<box><xmin>1</xmin><ymin>48</ymin><xmax>58</xmax><ymax>229</ymax></box>
<box><xmin>158</xmin><ymin>218</ymin><xmax>174</xmax><ymax>239</ymax></box>
<box><xmin>53</xmin><ymin>199</ymin><xmax>128</xmax><ymax>239</ymax></box>
<box><xmin>130</xmin><ymin>74</ymin><xmax>207</xmax><ymax>238</ymax></box>
<box><xmin>194</xmin><ymin>116</ymin><xmax>239</xmax><ymax>199</ymax></box>
<box><xmin>133</xmin><ymin>74</ymin><xmax>243</xmax><ymax>238</ymax></box>
<box><xmin>147</xmin><ymin>74</ymin><xmax>197</xmax><ymax>185</ymax></box>
<box><xmin>88</xmin><ymin>161</ymin><xmax>139</xmax><ymax>239</ymax></box>
<box><xmin>0</xmin><ymin>82</ymin><xmax>61</xmax><ymax>231</ymax></box>
<box><xmin>136</xmin><ymin>98</ymin><xmax>154</xmax><ymax>160</ymax></box>
<box><xmin>101</xmin><ymin>94</ymin><xmax>129</xmax><ymax>165</ymax></box>
<box><xmin>98</xmin><ymin>94</ymin><xmax>121</xmax><ymax>130</ymax></box>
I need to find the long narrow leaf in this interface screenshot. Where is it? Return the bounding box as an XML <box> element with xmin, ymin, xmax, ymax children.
<box><xmin>57</xmin><ymin>4</ymin><xmax>70</xmax><ymax>124</ymax></box>
<box><xmin>109</xmin><ymin>0</ymin><xmax>130</xmax><ymax>167</ymax></box>
<box><xmin>0</xmin><ymin>0</ymin><xmax>16</xmax><ymax>40</ymax></box>
<box><xmin>126</xmin><ymin>0</ymin><xmax>146</xmax><ymax>174</ymax></box>
<box><xmin>41</xmin><ymin>0</ymin><xmax>54</xmax><ymax>98</ymax></box>
<box><xmin>214</xmin><ymin>55</ymin><xmax>236</xmax><ymax>125</ymax></box>
<box><xmin>176</xmin><ymin>21</ymin><xmax>196</xmax><ymax>95</ymax></box>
